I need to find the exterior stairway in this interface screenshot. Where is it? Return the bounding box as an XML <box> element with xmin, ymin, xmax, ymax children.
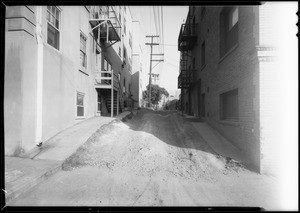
<box><xmin>101</xmin><ymin>89</ymin><xmax>122</xmax><ymax>116</ymax></box>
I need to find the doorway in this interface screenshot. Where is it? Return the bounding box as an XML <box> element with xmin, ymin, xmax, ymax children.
<box><xmin>201</xmin><ymin>93</ymin><xmax>205</xmax><ymax>118</ymax></box>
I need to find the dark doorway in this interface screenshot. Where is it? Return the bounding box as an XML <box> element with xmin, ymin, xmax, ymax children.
<box><xmin>201</xmin><ymin>93</ymin><xmax>205</xmax><ymax>117</ymax></box>
<box><xmin>197</xmin><ymin>80</ymin><xmax>202</xmax><ymax>117</ymax></box>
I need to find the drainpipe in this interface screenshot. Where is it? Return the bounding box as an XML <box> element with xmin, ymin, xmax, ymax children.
<box><xmin>35</xmin><ymin>6</ymin><xmax>43</xmax><ymax>146</ymax></box>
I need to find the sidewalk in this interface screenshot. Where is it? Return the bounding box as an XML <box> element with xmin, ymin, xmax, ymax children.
<box><xmin>4</xmin><ymin>111</ymin><xmax>133</xmax><ymax>204</ymax></box>
<box><xmin>181</xmin><ymin>113</ymin><xmax>253</xmax><ymax>168</ymax></box>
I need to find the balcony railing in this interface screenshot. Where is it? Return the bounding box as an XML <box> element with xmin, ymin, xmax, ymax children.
<box><xmin>178</xmin><ymin>23</ymin><xmax>197</xmax><ymax>51</ymax></box>
<box><xmin>178</xmin><ymin>69</ymin><xmax>193</xmax><ymax>89</ymax></box>
<box><xmin>89</xmin><ymin>6</ymin><xmax>121</xmax><ymax>45</ymax></box>
<box><xmin>95</xmin><ymin>70</ymin><xmax>120</xmax><ymax>90</ymax></box>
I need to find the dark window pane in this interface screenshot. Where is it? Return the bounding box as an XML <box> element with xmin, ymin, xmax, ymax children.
<box><xmin>47</xmin><ymin>24</ymin><xmax>59</xmax><ymax>49</ymax></box>
<box><xmin>55</xmin><ymin>19</ymin><xmax>59</xmax><ymax>29</ymax></box>
<box><xmin>221</xmin><ymin>89</ymin><xmax>238</xmax><ymax>120</ymax></box>
<box><xmin>51</xmin><ymin>6</ymin><xmax>55</xmax><ymax>15</ymax></box>
<box><xmin>77</xmin><ymin>106</ymin><xmax>84</xmax><ymax>117</ymax></box>
<box><xmin>47</xmin><ymin>11</ymin><xmax>50</xmax><ymax>21</ymax></box>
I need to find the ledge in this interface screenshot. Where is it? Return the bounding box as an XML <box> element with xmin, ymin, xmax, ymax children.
<box><xmin>79</xmin><ymin>68</ymin><xmax>89</xmax><ymax>76</ymax></box>
<box><xmin>218</xmin><ymin>43</ymin><xmax>239</xmax><ymax>64</ymax></box>
<box><xmin>218</xmin><ymin>120</ymin><xmax>240</xmax><ymax>126</ymax></box>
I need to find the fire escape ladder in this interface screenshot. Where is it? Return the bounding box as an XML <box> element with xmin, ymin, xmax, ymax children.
<box><xmin>89</xmin><ymin>6</ymin><xmax>121</xmax><ymax>48</ymax></box>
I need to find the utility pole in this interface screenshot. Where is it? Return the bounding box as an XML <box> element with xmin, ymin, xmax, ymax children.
<box><xmin>145</xmin><ymin>36</ymin><xmax>164</xmax><ymax>107</ymax></box>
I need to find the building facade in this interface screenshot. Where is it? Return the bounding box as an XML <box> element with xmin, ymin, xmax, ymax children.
<box><xmin>131</xmin><ymin>19</ymin><xmax>144</xmax><ymax>108</ymax></box>
<box><xmin>4</xmin><ymin>5</ymin><xmax>139</xmax><ymax>156</ymax></box>
<box><xmin>178</xmin><ymin>4</ymin><xmax>280</xmax><ymax>174</ymax></box>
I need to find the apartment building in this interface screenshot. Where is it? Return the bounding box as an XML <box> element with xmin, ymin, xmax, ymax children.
<box><xmin>131</xmin><ymin>19</ymin><xmax>144</xmax><ymax>108</ymax></box>
<box><xmin>4</xmin><ymin>5</ymin><xmax>138</xmax><ymax>156</ymax></box>
<box><xmin>178</xmin><ymin>4</ymin><xmax>280</xmax><ymax>174</ymax></box>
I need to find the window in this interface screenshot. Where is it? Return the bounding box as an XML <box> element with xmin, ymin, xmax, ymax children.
<box><xmin>77</xmin><ymin>92</ymin><xmax>85</xmax><ymax>117</ymax></box>
<box><xmin>80</xmin><ymin>33</ymin><xmax>87</xmax><ymax>69</ymax></box>
<box><xmin>220</xmin><ymin>89</ymin><xmax>238</xmax><ymax>120</ymax></box>
<box><xmin>220</xmin><ymin>7</ymin><xmax>239</xmax><ymax>58</ymax></box>
<box><xmin>129</xmin><ymin>32</ymin><xmax>132</xmax><ymax>48</ymax></box>
<box><xmin>228</xmin><ymin>7</ymin><xmax>238</xmax><ymax>30</ymax></box>
<box><xmin>119</xmin><ymin>13</ymin><xmax>122</xmax><ymax>25</ymax></box>
<box><xmin>119</xmin><ymin>46</ymin><xmax>121</xmax><ymax>57</ymax></box>
<box><xmin>124</xmin><ymin>18</ymin><xmax>126</xmax><ymax>34</ymax></box>
<box><xmin>123</xmin><ymin>46</ymin><xmax>126</xmax><ymax>60</ymax></box>
<box><xmin>201</xmin><ymin>6</ymin><xmax>206</xmax><ymax>20</ymax></box>
<box><xmin>201</xmin><ymin>41</ymin><xmax>205</xmax><ymax>67</ymax></box>
<box><xmin>47</xmin><ymin>6</ymin><xmax>60</xmax><ymax>50</ymax></box>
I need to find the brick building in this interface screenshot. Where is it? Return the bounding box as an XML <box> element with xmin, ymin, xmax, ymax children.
<box><xmin>178</xmin><ymin>3</ymin><xmax>282</xmax><ymax>174</ymax></box>
<box><xmin>4</xmin><ymin>6</ymin><xmax>140</xmax><ymax>156</ymax></box>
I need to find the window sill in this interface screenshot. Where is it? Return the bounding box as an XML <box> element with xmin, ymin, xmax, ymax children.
<box><xmin>45</xmin><ymin>43</ymin><xmax>61</xmax><ymax>55</ymax></box>
<box><xmin>218</xmin><ymin>43</ymin><xmax>239</xmax><ymax>64</ymax></box>
<box><xmin>218</xmin><ymin>120</ymin><xmax>240</xmax><ymax>126</ymax></box>
<box><xmin>79</xmin><ymin>67</ymin><xmax>89</xmax><ymax>76</ymax></box>
<box><xmin>76</xmin><ymin>116</ymin><xmax>85</xmax><ymax>120</ymax></box>
<box><xmin>201</xmin><ymin>63</ymin><xmax>206</xmax><ymax>71</ymax></box>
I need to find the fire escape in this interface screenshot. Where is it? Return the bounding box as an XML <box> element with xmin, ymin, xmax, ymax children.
<box><xmin>89</xmin><ymin>6</ymin><xmax>122</xmax><ymax>117</ymax></box>
<box><xmin>177</xmin><ymin>13</ymin><xmax>197</xmax><ymax>89</ymax></box>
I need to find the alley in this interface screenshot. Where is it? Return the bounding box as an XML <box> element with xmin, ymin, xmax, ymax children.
<box><xmin>9</xmin><ymin>109</ymin><xmax>280</xmax><ymax>209</ymax></box>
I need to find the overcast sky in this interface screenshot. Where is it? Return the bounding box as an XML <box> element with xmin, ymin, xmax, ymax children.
<box><xmin>130</xmin><ymin>6</ymin><xmax>189</xmax><ymax>92</ymax></box>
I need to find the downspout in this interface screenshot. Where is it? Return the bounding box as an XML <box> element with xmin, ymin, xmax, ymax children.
<box><xmin>35</xmin><ymin>6</ymin><xmax>43</xmax><ymax>146</ymax></box>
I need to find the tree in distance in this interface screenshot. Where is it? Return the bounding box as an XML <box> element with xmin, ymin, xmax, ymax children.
<box><xmin>143</xmin><ymin>84</ymin><xmax>169</xmax><ymax>106</ymax></box>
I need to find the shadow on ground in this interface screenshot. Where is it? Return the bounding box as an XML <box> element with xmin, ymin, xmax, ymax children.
<box><xmin>124</xmin><ymin>109</ymin><xmax>218</xmax><ymax>157</ymax></box>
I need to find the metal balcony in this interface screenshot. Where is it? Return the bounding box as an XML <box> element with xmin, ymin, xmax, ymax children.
<box><xmin>178</xmin><ymin>69</ymin><xmax>194</xmax><ymax>89</ymax></box>
<box><xmin>89</xmin><ymin>6</ymin><xmax>121</xmax><ymax>47</ymax></box>
<box><xmin>178</xmin><ymin>24</ymin><xmax>197</xmax><ymax>51</ymax></box>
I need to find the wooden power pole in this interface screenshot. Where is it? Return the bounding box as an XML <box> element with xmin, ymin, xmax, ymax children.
<box><xmin>145</xmin><ymin>35</ymin><xmax>164</xmax><ymax>107</ymax></box>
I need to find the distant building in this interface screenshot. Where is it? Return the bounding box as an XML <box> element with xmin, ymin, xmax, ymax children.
<box><xmin>178</xmin><ymin>4</ymin><xmax>280</xmax><ymax>174</ymax></box>
<box><xmin>4</xmin><ymin>6</ymin><xmax>141</xmax><ymax>156</ymax></box>
<box><xmin>131</xmin><ymin>18</ymin><xmax>145</xmax><ymax>108</ymax></box>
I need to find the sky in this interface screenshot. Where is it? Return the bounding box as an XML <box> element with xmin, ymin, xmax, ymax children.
<box><xmin>130</xmin><ymin>6</ymin><xmax>189</xmax><ymax>92</ymax></box>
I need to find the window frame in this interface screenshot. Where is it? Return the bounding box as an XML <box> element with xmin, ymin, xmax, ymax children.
<box><xmin>46</xmin><ymin>6</ymin><xmax>61</xmax><ymax>51</ymax></box>
<box><xmin>79</xmin><ymin>32</ymin><xmax>88</xmax><ymax>71</ymax></box>
<box><xmin>219</xmin><ymin>6</ymin><xmax>239</xmax><ymax>59</ymax></box>
<box><xmin>220</xmin><ymin>89</ymin><xmax>239</xmax><ymax>121</ymax></box>
<box><xmin>76</xmin><ymin>92</ymin><xmax>85</xmax><ymax>118</ymax></box>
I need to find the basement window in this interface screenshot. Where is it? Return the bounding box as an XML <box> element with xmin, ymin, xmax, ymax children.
<box><xmin>76</xmin><ymin>92</ymin><xmax>85</xmax><ymax>117</ymax></box>
<box><xmin>220</xmin><ymin>89</ymin><xmax>238</xmax><ymax>121</ymax></box>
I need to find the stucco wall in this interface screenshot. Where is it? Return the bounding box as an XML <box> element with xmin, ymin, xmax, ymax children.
<box><xmin>41</xmin><ymin>6</ymin><xmax>97</xmax><ymax>142</ymax></box>
<box><xmin>4</xmin><ymin>6</ymin><xmax>38</xmax><ymax>156</ymax></box>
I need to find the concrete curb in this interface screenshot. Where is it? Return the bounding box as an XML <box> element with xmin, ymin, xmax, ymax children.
<box><xmin>5</xmin><ymin>162</ymin><xmax>62</xmax><ymax>204</ymax></box>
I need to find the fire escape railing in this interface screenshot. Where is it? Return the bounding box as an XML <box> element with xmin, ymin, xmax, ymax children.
<box><xmin>178</xmin><ymin>23</ymin><xmax>197</xmax><ymax>51</ymax></box>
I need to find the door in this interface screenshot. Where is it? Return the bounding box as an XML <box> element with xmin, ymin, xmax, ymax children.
<box><xmin>197</xmin><ymin>80</ymin><xmax>202</xmax><ymax>117</ymax></box>
<box><xmin>201</xmin><ymin>93</ymin><xmax>205</xmax><ymax>117</ymax></box>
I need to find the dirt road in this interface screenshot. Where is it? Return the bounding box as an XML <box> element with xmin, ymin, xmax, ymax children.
<box><xmin>10</xmin><ymin>109</ymin><xmax>281</xmax><ymax>209</ymax></box>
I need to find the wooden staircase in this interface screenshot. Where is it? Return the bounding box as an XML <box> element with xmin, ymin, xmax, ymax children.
<box><xmin>101</xmin><ymin>89</ymin><xmax>122</xmax><ymax>116</ymax></box>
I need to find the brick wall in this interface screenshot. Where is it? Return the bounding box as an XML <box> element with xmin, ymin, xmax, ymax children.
<box><xmin>181</xmin><ymin>6</ymin><xmax>261</xmax><ymax>171</ymax></box>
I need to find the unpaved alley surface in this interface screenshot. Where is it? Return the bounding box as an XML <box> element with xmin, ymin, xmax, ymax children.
<box><xmin>10</xmin><ymin>109</ymin><xmax>281</xmax><ymax>209</ymax></box>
